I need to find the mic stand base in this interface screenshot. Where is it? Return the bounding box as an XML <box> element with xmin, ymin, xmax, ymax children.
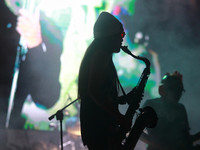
<box><xmin>48</xmin><ymin>98</ymin><xmax>79</xmax><ymax>150</ymax></box>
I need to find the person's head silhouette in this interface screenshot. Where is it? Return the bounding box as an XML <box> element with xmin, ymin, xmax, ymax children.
<box><xmin>159</xmin><ymin>71</ymin><xmax>185</xmax><ymax>103</ymax></box>
<box><xmin>91</xmin><ymin>12</ymin><xmax>125</xmax><ymax>53</ymax></box>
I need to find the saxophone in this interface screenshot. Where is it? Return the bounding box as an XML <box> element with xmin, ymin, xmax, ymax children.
<box><xmin>115</xmin><ymin>46</ymin><xmax>158</xmax><ymax>150</ymax></box>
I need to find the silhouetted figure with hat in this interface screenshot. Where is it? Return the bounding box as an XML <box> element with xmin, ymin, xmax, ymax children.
<box><xmin>77</xmin><ymin>12</ymin><xmax>138</xmax><ymax>150</ymax></box>
<box><xmin>140</xmin><ymin>71</ymin><xmax>200</xmax><ymax>150</ymax></box>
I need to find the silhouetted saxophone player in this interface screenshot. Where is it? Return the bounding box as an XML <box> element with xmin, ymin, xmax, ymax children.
<box><xmin>77</xmin><ymin>11</ymin><xmax>157</xmax><ymax>150</ymax></box>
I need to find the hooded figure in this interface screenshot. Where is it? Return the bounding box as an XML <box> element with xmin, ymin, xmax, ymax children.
<box><xmin>77</xmin><ymin>12</ymin><xmax>135</xmax><ymax>150</ymax></box>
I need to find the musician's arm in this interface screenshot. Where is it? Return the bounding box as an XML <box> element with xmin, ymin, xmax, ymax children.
<box><xmin>179</xmin><ymin>104</ymin><xmax>199</xmax><ymax>145</ymax></box>
<box><xmin>118</xmin><ymin>87</ymin><xmax>139</xmax><ymax>104</ymax></box>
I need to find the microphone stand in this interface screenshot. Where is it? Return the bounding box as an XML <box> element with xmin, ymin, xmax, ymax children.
<box><xmin>5</xmin><ymin>44</ymin><xmax>27</xmax><ymax>128</ymax></box>
<box><xmin>5</xmin><ymin>0</ymin><xmax>35</xmax><ymax>128</ymax></box>
<box><xmin>48</xmin><ymin>98</ymin><xmax>79</xmax><ymax>150</ymax></box>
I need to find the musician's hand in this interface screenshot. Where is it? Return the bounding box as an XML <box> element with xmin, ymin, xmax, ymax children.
<box><xmin>126</xmin><ymin>87</ymin><xmax>143</xmax><ymax>105</ymax></box>
<box><xmin>16</xmin><ymin>8</ymin><xmax>42</xmax><ymax>49</ymax></box>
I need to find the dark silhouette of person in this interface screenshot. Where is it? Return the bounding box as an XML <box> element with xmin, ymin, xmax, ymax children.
<box><xmin>140</xmin><ymin>71</ymin><xmax>200</xmax><ymax>150</ymax></box>
<box><xmin>77</xmin><ymin>11</ymin><xmax>140</xmax><ymax>150</ymax></box>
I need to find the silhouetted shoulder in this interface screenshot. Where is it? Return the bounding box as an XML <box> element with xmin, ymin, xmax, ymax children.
<box><xmin>177</xmin><ymin>103</ymin><xmax>187</xmax><ymax>111</ymax></box>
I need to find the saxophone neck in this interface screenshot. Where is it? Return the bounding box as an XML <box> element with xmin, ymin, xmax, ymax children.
<box><xmin>120</xmin><ymin>46</ymin><xmax>151</xmax><ymax>68</ymax></box>
<box><xmin>139</xmin><ymin>56</ymin><xmax>151</xmax><ymax>69</ymax></box>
